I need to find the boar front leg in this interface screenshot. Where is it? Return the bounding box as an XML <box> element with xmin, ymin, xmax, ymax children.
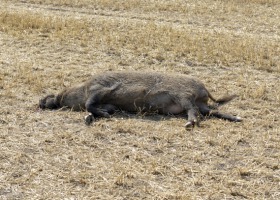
<box><xmin>84</xmin><ymin>83</ymin><xmax>121</xmax><ymax>125</ymax></box>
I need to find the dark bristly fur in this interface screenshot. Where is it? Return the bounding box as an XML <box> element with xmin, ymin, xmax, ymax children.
<box><xmin>39</xmin><ymin>71</ymin><xmax>242</xmax><ymax>128</ymax></box>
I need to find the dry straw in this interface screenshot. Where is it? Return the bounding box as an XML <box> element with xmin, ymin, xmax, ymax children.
<box><xmin>0</xmin><ymin>0</ymin><xmax>279</xmax><ymax>199</ymax></box>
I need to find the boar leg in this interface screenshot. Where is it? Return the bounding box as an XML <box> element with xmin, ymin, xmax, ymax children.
<box><xmin>210</xmin><ymin>111</ymin><xmax>242</xmax><ymax>122</ymax></box>
<box><xmin>84</xmin><ymin>104</ymin><xmax>117</xmax><ymax>125</ymax></box>
<box><xmin>185</xmin><ymin>107</ymin><xmax>200</xmax><ymax>128</ymax></box>
<box><xmin>198</xmin><ymin>103</ymin><xmax>242</xmax><ymax>122</ymax></box>
<box><xmin>181</xmin><ymin>100</ymin><xmax>200</xmax><ymax>128</ymax></box>
<box><xmin>85</xmin><ymin>98</ymin><xmax>113</xmax><ymax>125</ymax></box>
<box><xmin>85</xmin><ymin>83</ymin><xmax>120</xmax><ymax>125</ymax></box>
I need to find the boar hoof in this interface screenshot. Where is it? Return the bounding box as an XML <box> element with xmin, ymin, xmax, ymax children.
<box><xmin>85</xmin><ymin>114</ymin><xmax>94</xmax><ymax>125</ymax></box>
<box><xmin>185</xmin><ymin>119</ymin><xmax>199</xmax><ymax>130</ymax></box>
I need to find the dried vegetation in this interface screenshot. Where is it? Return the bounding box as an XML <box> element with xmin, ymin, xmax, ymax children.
<box><xmin>0</xmin><ymin>0</ymin><xmax>279</xmax><ymax>199</ymax></box>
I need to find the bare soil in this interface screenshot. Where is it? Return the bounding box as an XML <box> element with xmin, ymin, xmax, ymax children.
<box><xmin>0</xmin><ymin>0</ymin><xmax>279</xmax><ymax>199</ymax></box>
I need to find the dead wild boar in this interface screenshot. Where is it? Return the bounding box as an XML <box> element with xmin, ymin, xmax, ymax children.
<box><xmin>39</xmin><ymin>71</ymin><xmax>242</xmax><ymax>128</ymax></box>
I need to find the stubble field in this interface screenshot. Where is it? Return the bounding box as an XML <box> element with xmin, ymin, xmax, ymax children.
<box><xmin>0</xmin><ymin>0</ymin><xmax>279</xmax><ymax>199</ymax></box>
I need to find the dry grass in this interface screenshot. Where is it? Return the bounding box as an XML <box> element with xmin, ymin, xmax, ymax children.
<box><xmin>1</xmin><ymin>1</ymin><xmax>279</xmax><ymax>72</ymax></box>
<box><xmin>0</xmin><ymin>0</ymin><xmax>279</xmax><ymax>199</ymax></box>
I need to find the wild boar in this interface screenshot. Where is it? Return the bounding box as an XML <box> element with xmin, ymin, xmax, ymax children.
<box><xmin>39</xmin><ymin>71</ymin><xmax>242</xmax><ymax>128</ymax></box>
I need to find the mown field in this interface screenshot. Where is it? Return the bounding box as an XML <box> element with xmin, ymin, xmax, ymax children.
<box><xmin>0</xmin><ymin>0</ymin><xmax>279</xmax><ymax>199</ymax></box>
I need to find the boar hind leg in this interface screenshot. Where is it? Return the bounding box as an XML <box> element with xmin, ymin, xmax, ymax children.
<box><xmin>198</xmin><ymin>103</ymin><xmax>242</xmax><ymax>122</ymax></box>
<box><xmin>182</xmin><ymin>100</ymin><xmax>200</xmax><ymax>129</ymax></box>
<box><xmin>210</xmin><ymin>111</ymin><xmax>242</xmax><ymax>122</ymax></box>
<box><xmin>185</xmin><ymin>107</ymin><xmax>200</xmax><ymax>128</ymax></box>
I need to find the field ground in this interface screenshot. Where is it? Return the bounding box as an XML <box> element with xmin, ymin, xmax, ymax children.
<box><xmin>0</xmin><ymin>0</ymin><xmax>279</xmax><ymax>199</ymax></box>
